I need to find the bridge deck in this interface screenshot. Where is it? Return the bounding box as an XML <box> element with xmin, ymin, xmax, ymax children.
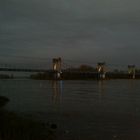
<box><xmin>0</xmin><ymin>68</ymin><xmax>51</xmax><ymax>72</ymax></box>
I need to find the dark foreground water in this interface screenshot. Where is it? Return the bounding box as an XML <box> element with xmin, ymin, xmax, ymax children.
<box><xmin>0</xmin><ymin>79</ymin><xmax>140</xmax><ymax>140</ymax></box>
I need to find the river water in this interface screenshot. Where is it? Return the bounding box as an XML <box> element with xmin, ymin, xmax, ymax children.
<box><xmin>0</xmin><ymin>79</ymin><xmax>140</xmax><ymax>140</ymax></box>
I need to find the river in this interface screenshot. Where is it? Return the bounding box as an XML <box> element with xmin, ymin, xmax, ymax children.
<box><xmin>0</xmin><ymin>79</ymin><xmax>140</xmax><ymax>140</ymax></box>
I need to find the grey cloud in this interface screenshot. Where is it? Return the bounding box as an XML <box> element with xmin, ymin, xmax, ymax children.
<box><xmin>0</xmin><ymin>0</ymin><xmax>140</xmax><ymax>66</ymax></box>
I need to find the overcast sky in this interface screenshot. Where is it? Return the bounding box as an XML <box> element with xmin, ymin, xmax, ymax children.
<box><xmin>0</xmin><ymin>0</ymin><xmax>140</xmax><ymax>67</ymax></box>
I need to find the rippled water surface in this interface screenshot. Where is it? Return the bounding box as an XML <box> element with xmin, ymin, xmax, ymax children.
<box><xmin>0</xmin><ymin>79</ymin><xmax>140</xmax><ymax>139</ymax></box>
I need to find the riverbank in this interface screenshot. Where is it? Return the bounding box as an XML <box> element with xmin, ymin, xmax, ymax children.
<box><xmin>0</xmin><ymin>96</ymin><xmax>57</xmax><ymax>140</ymax></box>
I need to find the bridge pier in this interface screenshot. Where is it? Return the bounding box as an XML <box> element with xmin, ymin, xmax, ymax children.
<box><xmin>128</xmin><ymin>65</ymin><xmax>135</xmax><ymax>79</ymax></box>
<box><xmin>97</xmin><ymin>62</ymin><xmax>106</xmax><ymax>80</ymax></box>
<box><xmin>52</xmin><ymin>57</ymin><xmax>62</xmax><ymax>80</ymax></box>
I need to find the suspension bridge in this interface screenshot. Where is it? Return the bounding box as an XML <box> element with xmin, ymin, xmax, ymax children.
<box><xmin>0</xmin><ymin>55</ymin><xmax>139</xmax><ymax>80</ymax></box>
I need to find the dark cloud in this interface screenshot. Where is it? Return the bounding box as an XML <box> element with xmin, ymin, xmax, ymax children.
<box><xmin>0</xmin><ymin>0</ymin><xmax>140</xmax><ymax>67</ymax></box>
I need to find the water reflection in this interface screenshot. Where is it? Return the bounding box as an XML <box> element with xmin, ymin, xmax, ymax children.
<box><xmin>98</xmin><ymin>80</ymin><xmax>106</xmax><ymax>102</ymax></box>
<box><xmin>128</xmin><ymin>79</ymin><xmax>135</xmax><ymax>90</ymax></box>
<box><xmin>52</xmin><ymin>80</ymin><xmax>63</xmax><ymax>105</ymax></box>
<box><xmin>98</xmin><ymin>80</ymin><xmax>106</xmax><ymax>94</ymax></box>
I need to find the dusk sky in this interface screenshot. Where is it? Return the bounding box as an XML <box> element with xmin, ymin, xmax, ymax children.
<box><xmin>0</xmin><ymin>0</ymin><xmax>140</xmax><ymax>67</ymax></box>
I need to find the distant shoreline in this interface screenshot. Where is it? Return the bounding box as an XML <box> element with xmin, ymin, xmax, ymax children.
<box><xmin>30</xmin><ymin>72</ymin><xmax>140</xmax><ymax>80</ymax></box>
<box><xmin>1</xmin><ymin>72</ymin><xmax>140</xmax><ymax>80</ymax></box>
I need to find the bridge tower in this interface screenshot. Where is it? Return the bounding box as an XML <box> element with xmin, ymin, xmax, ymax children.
<box><xmin>97</xmin><ymin>62</ymin><xmax>106</xmax><ymax>79</ymax></box>
<box><xmin>128</xmin><ymin>65</ymin><xmax>135</xmax><ymax>79</ymax></box>
<box><xmin>52</xmin><ymin>57</ymin><xmax>62</xmax><ymax>80</ymax></box>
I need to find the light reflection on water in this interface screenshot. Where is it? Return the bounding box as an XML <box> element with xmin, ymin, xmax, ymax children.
<box><xmin>0</xmin><ymin>79</ymin><xmax>140</xmax><ymax>139</ymax></box>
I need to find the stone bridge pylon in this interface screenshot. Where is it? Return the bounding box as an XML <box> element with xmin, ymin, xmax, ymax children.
<box><xmin>52</xmin><ymin>57</ymin><xmax>62</xmax><ymax>80</ymax></box>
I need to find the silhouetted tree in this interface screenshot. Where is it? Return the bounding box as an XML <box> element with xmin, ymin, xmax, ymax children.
<box><xmin>79</xmin><ymin>65</ymin><xmax>96</xmax><ymax>72</ymax></box>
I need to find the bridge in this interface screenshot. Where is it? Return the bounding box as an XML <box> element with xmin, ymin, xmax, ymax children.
<box><xmin>0</xmin><ymin>56</ymin><xmax>138</xmax><ymax>80</ymax></box>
